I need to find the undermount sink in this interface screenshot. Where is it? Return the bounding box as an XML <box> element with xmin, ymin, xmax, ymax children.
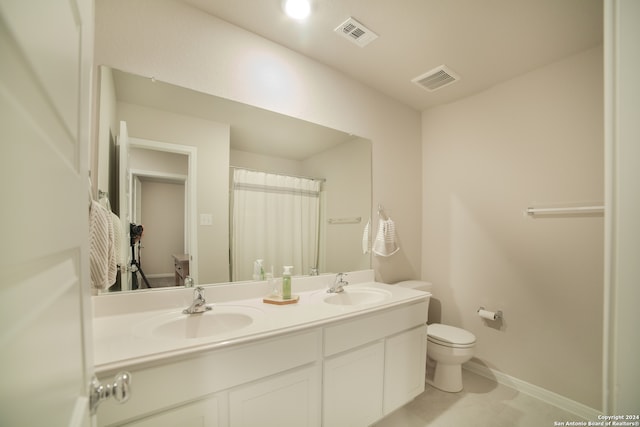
<box><xmin>323</xmin><ymin>288</ymin><xmax>392</xmax><ymax>306</ymax></box>
<box><xmin>136</xmin><ymin>305</ymin><xmax>263</xmax><ymax>340</ymax></box>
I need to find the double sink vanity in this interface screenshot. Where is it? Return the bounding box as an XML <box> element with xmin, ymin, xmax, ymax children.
<box><xmin>93</xmin><ymin>270</ymin><xmax>430</xmax><ymax>427</ymax></box>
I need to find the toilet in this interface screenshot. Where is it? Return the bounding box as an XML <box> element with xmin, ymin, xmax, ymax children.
<box><xmin>396</xmin><ymin>280</ymin><xmax>477</xmax><ymax>393</ymax></box>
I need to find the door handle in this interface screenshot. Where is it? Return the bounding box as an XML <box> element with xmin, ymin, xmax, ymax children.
<box><xmin>90</xmin><ymin>371</ymin><xmax>131</xmax><ymax>415</ymax></box>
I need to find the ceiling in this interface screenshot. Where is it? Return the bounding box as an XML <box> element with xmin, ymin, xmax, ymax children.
<box><xmin>178</xmin><ymin>0</ymin><xmax>603</xmax><ymax>111</ymax></box>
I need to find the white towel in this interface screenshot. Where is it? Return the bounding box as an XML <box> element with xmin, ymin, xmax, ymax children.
<box><xmin>372</xmin><ymin>217</ymin><xmax>400</xmax><ymax>257</ymax></box>
<box><xmin>362</xmin><ymin>218</ymin><xmax>371</xmax><ymax>254</ymax></box>
<box><xmin>89</xmin><ymin>200</ymin><xmax>117</xmax><ymax>290</ymax></box>
<box><xmin>110</xmin><ymin>212</ymin><xmax>126</xmax><ymax>267</ymax></box>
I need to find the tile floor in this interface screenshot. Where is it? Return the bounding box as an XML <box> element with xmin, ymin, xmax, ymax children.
<box><xmin>373</xmin><ymin>369</ymin><xmax>586</xmax><ymax>427</ymax></box>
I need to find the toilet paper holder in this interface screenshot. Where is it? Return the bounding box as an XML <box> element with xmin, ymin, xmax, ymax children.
<box><xmin>477</xmin><ymin>307</ymin><xmax>503</xmax><ymax>320</ymax></box>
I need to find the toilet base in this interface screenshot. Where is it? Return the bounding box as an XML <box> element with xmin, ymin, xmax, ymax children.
<box><xmin>425</xmin><ymin>358</ymin><xmax>463</xmax><ymax>393</ymax></box>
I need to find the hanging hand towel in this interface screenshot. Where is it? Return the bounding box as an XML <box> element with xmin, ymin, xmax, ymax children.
<box><xmin>89</xmin><ymin>200</ymin><xmax>116</xmax><ymax>290</ymax></box>
<box><xmin>372</xmin><ymin>217</ymin><xmax>400</xmax><ymax>257</ymax></box>
<box><xmin>110</xmin><ymin>212</ymin><xmax>125</xmax><ymax>268</ymax></box>
<box><xmin>362</xmin><ymin>218</ymin><xmax>371</xmax><ymax>254</ymax></box>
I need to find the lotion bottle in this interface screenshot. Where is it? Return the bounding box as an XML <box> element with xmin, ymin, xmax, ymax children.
<box><xmin>253</xmin><ymin>259</ymin><xmax>265</xmax><ymax>281</ymax></box>
<box><xmin>282</xmin><ymin>266</ymin><xmax>293</xmax><ymax>299</ymax></box>
<box><xmin>267</xmin><ymin>266</ymin><xmax>279</xmax><ymax>297</ymax></box>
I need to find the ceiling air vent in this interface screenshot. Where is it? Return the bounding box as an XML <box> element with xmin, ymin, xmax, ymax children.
<box><xmin>412</xmin><ymin>65</ymin><xmax>460</xmax><ymax>92</ymax></box>
<box><xmin>334</xmin><ymin>17</ymin><xmax>378</xmax><ymax>47</ymax></box>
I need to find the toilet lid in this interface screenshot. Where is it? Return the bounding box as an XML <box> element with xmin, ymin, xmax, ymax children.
<box><xmin>428</xmin><ymin>324</ymin><xmax>476</xmax><ymax>346</ymax></box>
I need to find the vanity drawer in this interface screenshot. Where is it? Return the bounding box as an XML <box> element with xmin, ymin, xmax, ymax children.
<box><xmin>207</xmin><ymin>328</ymin><xmax>321</xmax><ymax>389</ymax></box>
<box><xmin>323</xmin><ymin>300</ymin><xmax>428</xmax><ymax>356</ymax></box>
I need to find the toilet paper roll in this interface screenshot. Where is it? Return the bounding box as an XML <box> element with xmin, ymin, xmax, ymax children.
<box><xmin>478</xmin><ymin>309</ymin><xmax>498</xmax><ymax>320</ymax></box>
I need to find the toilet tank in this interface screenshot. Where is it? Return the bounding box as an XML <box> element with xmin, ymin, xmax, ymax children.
<box><xmin>395</xmin><ymin>280</ymin><xmax>433</xmax><ymax>293</ymax></box>
<box><xmin>396</xmin><ymin>280</ymin><xmax>438</xmax><ymax>324</ymax></box>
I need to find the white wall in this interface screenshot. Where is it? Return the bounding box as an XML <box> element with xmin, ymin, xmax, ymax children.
<box><xmin>94</xmin><ymin>0</ymin><xmax>422</xmax><ymax>284</ymax></box>
<box><xmin>139</xmin><ymin>180</ymin><xmax>185</xmax><ymax>277</ymax></box>
<box><xmin>422</xmin><ymin>46</ymin><xmax>604</xmax><ymax>409</ymax></box>
<box><xmin>129</xmin><ymin>146</ymin><xmax>188</xmax><ymax>175</ymax></box>
<box><xmin>230</xmin><ymin>150</ymin><xmax>303</xmax><ymax>177</ymax></box>
<box><xmin>304</xmin><ymin>138</ymin><xmax>372</xmax><ymax>274</ymax></box>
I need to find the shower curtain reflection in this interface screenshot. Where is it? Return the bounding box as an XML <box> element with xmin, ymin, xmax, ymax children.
<box><xmin>231</xmin><ymin>168</ymin><xmax>322</xmax><ymax>281</ymax></box>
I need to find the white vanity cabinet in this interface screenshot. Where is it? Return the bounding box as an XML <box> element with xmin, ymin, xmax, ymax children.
<box><xmin>322</xmin><ymin>300</ymin><xmax>428</xmax><ymax>427</ymax></box>
<box><xmin>383</xmin><ymin>325</ymin><xmax>428</xmax><ymax>414</ymax></box>
<box><xmin>96</xmin><ymin>295</ymin><xmax>429</xmax><ymax>427</ymax></box>
<box><xmin>97</xmin><ymin>329</ymin><xmax>321</xmax><ymax>427</ymax></box>
<box><xmin>229</xmin><ymin>364</ymin><xmax>321</xmax><ymax>427</ymax></box>
<box><xmin>323</xmin><ymin>341</ymin><xmax>385</xmax><ymax>426</ymax></box>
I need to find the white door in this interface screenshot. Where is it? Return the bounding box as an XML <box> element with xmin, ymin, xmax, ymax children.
<box><xmin>0</xmin><ymin>0</ymin><xmax>94</xmax><ymax>426</ymax></box>
<box><xmin>118</xmin><ymin>121</ymin><xmax>132</xmax><ymax>290</ymax></box>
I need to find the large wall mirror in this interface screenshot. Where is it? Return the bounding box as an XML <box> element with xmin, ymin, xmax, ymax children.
<box><xmin>95</xmin><ymin>66</ymin><xmax>372</xmax><ymax>293</ymax></box>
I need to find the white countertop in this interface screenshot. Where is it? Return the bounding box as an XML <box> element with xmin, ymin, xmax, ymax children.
<box><xmin>92</xmin><ymin>270</ymin><xmax>429</xmax><ymax>374</ymax></box>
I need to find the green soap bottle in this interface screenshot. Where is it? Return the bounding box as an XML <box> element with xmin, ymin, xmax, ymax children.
<box><xmin>282</xmin><ymin>266</ymin><xmax>293</xmax><ymax>299</ymax></box>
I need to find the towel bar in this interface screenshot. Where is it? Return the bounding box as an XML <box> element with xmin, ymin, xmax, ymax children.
<box><xmin>328</xmin><ymin>217</ymin><xmax>361</xmax><ymax>224</ymax></box>
<box><xmin>526</xmin><ymin>205</ymin><xmax>604</xmax><ymax>215</ymax></box>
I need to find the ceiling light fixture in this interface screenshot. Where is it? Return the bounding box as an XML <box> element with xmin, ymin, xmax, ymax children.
<box><xmin>283</xmin><ymin>0</ymin><xmax>311</xmax><ymax>20</ymax></box>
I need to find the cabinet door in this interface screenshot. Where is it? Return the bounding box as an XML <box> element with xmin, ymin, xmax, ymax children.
<box><xmin>124</xmin><ymin>395</ymin><xmax>221</xmax><ymax>427</ymax></box>
<box><xmin>323</xmin><ymin>341</ymin><xmax>384</xmax><ymax>427</ymax></box>
<box><xmin>229</xmin><ymin>365</ymin><xmax>321</xmax><ymax>427</ymax></box>
<box><xmin>383</xmin><ymin>325</ymin><xmax>427</xmax><ymax>415</ymax></box>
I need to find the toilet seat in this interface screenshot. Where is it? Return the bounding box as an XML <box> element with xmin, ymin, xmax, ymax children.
<box><xmin>427</xmin><ymin>324</ymin><xmax>476</xmax><ymax>348</ymax></box>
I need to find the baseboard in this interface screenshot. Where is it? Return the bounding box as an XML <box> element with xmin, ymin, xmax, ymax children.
<box><xmin>463</xmin><ymin>361</ymin><xmax>602</xmax><ymax>421</ymax></box>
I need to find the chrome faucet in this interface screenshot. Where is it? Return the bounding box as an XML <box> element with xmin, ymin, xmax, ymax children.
<box><xmin>327</xmin><ymin>272</ymin><xmax>348</xmax><ymax>293</ymax></box>
<box><xmin>183</xmin><ymin>286</ymin><xmax>212</xmax><ymax>314</ymax></box>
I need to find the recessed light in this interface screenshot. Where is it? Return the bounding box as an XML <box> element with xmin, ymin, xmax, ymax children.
<box><xmin>283</xmin><ymin>0</ymin><xmax>311</xmax><ymax>20</ymax></box>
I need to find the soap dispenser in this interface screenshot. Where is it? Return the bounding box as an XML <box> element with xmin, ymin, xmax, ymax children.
<box><xmin>282</xmin><ymin>266</ymin><xmax>293</xmax><ymax>300</ymax></box>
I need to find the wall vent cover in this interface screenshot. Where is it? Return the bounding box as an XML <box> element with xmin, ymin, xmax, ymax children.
<box><xmin>334</xmin><ymin>17</ymin><xmax>378</xmax><ymax>47</ymax></box>
<box><xmin>411</xmin><ymin>65</ymin><xmax>460</xmax><ymax>91</ymax></box>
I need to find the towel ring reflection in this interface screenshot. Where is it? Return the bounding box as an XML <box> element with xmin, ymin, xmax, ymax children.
<box><xmin>377</xmin><ymin>203</ymin><xmax>389</xmax><ymax>220</ymax></box>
